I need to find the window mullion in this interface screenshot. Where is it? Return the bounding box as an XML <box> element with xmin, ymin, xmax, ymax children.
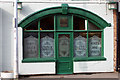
<box><xmin>101</xmin><ymin>30</ymin><xmax>104</xmax><ymax>56</ymax></box>
<box><xmin>54</xmin><ymin>15</ymin><xmax>56</xmax><ymax>59</ymax></box>
<box><xmin>38</xmin><ymin>20</ymin><xmax>41</xmax><ymax>58</ymax></box>
<box><xmin>87</xmin><ymin>20</ymin><xmax>89</xmax><ymax>57</ymax></box>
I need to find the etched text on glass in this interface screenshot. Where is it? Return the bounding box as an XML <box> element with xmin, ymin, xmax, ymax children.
<box><xmin>24</xmin><ymin>36</ymin><xmax>38</xmax><ymax>58</ymax></box>
<box><xmin>89</xmin><ymin>35</ymin><xmax>101</xmax><ymax>56</ymax></box>
<box><xmin>41</xmin><ymin>36</ymin><xmax>54</xmax><ymax>58</ymax></box>
<box><xmin>74</xmin><ymin>35</ymin><xmax>87</xmax><ymax>57</ymax></box>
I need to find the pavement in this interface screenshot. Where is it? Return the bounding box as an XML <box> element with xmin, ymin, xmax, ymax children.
<box><xmin>19</xmin><ymin>72</ymin><xmax>119</xmax><ymax>80</ymax></box>
<box><xmin>0</xmin><ymin>72</ymin><xmax>119</xmax><ymax>80</ymax></box>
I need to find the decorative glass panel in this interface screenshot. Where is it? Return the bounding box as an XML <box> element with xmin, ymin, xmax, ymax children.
<box><xmin>24</xmin><ymin>21</ymin><xmax>38</xmax><ymax>30</ymax></box>
<box><xmin>60</xmin><ymin>17</ymin><xmax>68</xmax><ymax>27</ymax></box>
<box><xmin>59</xmin><ymin>34</ymin><xmax>70</xmax><ymax>57</ymax></box>
<box><xmin>88</xmin><ymin>21</ymin><xmax>101</xmax><ymax>30</ymax></box>
<box><xmin>74</xmin><ymin>32</ymin><xmax>87</xmax><ymax>57</ymax></box>
<box><xmin>88</xmin><ymin>32</ymin><xmax>101</xmax><ymax>57</ymax></box>
<box><xmin>40</xmin><ymin>33</ymin><xmax>54</xmax><ymax>58</ymax></box>
<box><xmin>40</xmin><ymin>15</ymin><xmax>54</xmax><ymax>30</ymax></box>
<box><xmin>24</xmin><ymin>32</ymin><xmax>38</xmax><ymax>58</ymax></box>
<box><xmin>73</xmin><ymin>16</ymin><xmax>85</xmax><ymax>30</ymax></box>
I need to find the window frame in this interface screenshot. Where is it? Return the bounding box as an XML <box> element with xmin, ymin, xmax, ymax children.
<box><xmin>73</xmin><ymin>15</ymin><xmax>106</xmax><ymax>61</ymax></box>
<box><xmin>22</xmin><ymin>15</ymin><xmax>106</xmax><ymax>63</ymax></box>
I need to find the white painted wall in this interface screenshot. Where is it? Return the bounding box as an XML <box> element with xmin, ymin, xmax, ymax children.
<box><xmin>18</xmin><ymin>3</ymin><xmax>114</xmax><ymax>74</ymax></box>
<box><xmin>18</xmin><ymin>28</ymin><xmax>55</xmax><ymax>75</ymax></box>
<box><xmin>0</xmin><ymin>0</ymin><xmax>114</xmax><ymax>74</ymax></box>
<box><xmin>0</xmin><ymin>3</ymin><xmax>14</xmax><ymax>72</ymax></box>
<box><xmin>0</xmin><ymin>6</ymin><xmax>2</xmax><ymax>72</ymax></box>
<box><xmin>74</xmin><ymin>28</ymin><xmax>114</xmax><ymax>73</ymax></box>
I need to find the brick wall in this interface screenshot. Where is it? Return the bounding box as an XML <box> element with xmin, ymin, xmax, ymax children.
<box><xmin>113</xmin><ymin>9</ymin><xmax>117</xmax><ymax>71</ymax></box>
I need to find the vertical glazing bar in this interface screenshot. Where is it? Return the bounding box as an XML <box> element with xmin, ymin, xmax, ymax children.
<box><xmin>38</xmin><ymin>20</ymin><xmax>41</xmax><ymax>58</ymax></box>
<box><xmin>54</xmin><ymin>15</ymin><xmax>56</xmax><ymax>59</ymax></box>
<box><xmin>102</xmin><ymin>30</ymin><xmax>104</xmax><ymax>56</ymax></box>
<box><xmin>71</xmin><ymin>15</ymin><xmax>74</xmax><ymax>58</ymax></box>
<box><xmin>87</xmin><ymin>20</ymin><xmax>89</xmax><ymax>57</ymax></box>
<box><xmin>72</xmin><ymin>15</ymin><xmax>73</xmax><ymax>31</ymax></box>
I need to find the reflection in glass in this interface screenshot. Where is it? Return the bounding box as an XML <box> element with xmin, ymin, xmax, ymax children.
<box><xmin>40</xmin><ymin>15</ymin><xmax>54</xmax><ymax>30</ymax></box>
<box><xmin>74</xmin><ymin>32</ymin><xmax>87</xmax><ymax>57</ymax></box>
<box><xmin>24</xmin><ymin>32</ymin><xmax>38</xmax><ymax>58</ymax></box>
<box><xmin>59</xmin><ymin>34</ymin><xmax>70</xmax><ymax>57</ymax></box>
<box><xmin>73</xmin><ymin>16</ymin><xmax>85</xmax><ymax>30</ymax></box>
<box><xmin>60</xmin><ymin>17</ymin><xmax>68</xmax><ymax>27</ymax></box>
<box><xmin>88</xmin><ymin>21</ymin><xmax>101</xmax><ymax>30</ymax></box>
<box><xmin>88</xmin><ymin>32</ymin><xmax>101</xmax><ymax>57</ymax></box>
<box><xmin>24</xmin><ymin>21</ymin><xmax>38</xmax><ymax>30</ymax></box>
<box><xmin>40</xmin><ymin>33</ymin><xmax>54</xmax><ymax>58</ymax></box>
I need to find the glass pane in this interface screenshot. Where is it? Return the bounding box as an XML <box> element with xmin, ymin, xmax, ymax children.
<box><xmin>24</xmin><ymin>32</ymin><xmax>38</xmax><ymax>58</ymax></box>
<box><xmin>40</xmin><ymin>15</ymin><xmax>54</xmax><ymax>30</ymax></box>
<box><xmin>74</xmin><ymin>32</ymin><xmax>87</xmax><ymax>57</ymax></box>
<box><xmin>60</xmin><ymin>16</ymin><xmax>68</xmax><ymax>27</ymax></box>
<box><xmin>73</xmin><ymin>16</ymin><xmax>85</xmax><ymax>30</ymax></box>
<box><xmin>88</xmin><ymin>21</ymin><xmax>101</xmax><ymax>30</ymax></box>
<box><xmin>24</xmin><ymin>21</ymin><xmax>38</xmax><ymax>30</ymax></box>
<box><xmin>59</xmin><ymin>34</ymin><xmax>70</xmax><ymax>57</ymax></box>
<box><xmin>88</xmin><ymin>32</ymin><xmax>101</xmax><ymax>57</ymax></box>
<box><xmin>40</xmin><ymin>32</ymin><xmax>54</xmax><ymax>58</ymax></box>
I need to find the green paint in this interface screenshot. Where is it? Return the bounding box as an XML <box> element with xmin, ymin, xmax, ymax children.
<box><xmin>74</xmin><ymin>56</ymin><xmax>106</xmax><ymax>61</ymax></box>
<box><xmin>22</xmin><ymin>58</ymin><xmax>56</xmax><ymax>63</ymax></box>
<box><xmin>56</xmin><ymin>32</ymin><xmax>73</xmax><ymax>74</ymax></box>
<box><xmin>102</xmin><ymin>31</ymin><xmax>104</xmax><ymax>56</ymax></box>
<box><xmin>21</xmin><ymin>5</ymin><xmax>107</xmax><ymax>72</ymax></box>
<box><xmin>18</xmin><ymin>5</ymin><xmax>110</xmax><ymax>29</ymax></box>
<box><xmin>38</xmin><ymin>20</ymin><xmax>41</xmax><ymax>58</ymax></box>
<box><xmin>56</xmin><ymin>15</ymin><xmax>72</xmax><ymax>31</ymax></box>
<box><xmin>62</xmin><ymin>4</ymin><xmax>68</xmax><ymax>14</ymax></box>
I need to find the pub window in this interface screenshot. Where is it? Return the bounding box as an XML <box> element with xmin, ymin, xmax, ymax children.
<box><xmin>23</xmin><ymin>15</ymin><xmax>105</xmax><ymax>62</ymax></box>
<box><xmin>73</xmin><ymin>16</ymin><xmax>104</xmax><ymax>60</ymax></box>
<box><xmin>23</xmin><ymin>15</ymin><xmax>55</xmax><ymax>60</ymax></box>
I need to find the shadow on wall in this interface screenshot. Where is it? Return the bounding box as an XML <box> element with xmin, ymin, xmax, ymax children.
<box><xmin>18</xmin><ymin>4</ymin><xmax>34</xmax><ymax>22</ymax></box>
<box><xmin>1</xmin><ymin>7</ymin><xmax>14</xmax><ymax>72</ymax></box>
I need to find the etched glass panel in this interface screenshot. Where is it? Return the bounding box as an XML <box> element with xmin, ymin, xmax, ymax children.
<box><xmin>74</xmin><ymin>32</ymin><xmax>87</xmax><ymax>57</ymax></box>
<box><xmin>59</xmin><ymin>34</ymin><xmax>70</xmax><ymax>57</ymax></box>
<box><xmin>88</xmin><ymin>32</ymin><xmax>101</xmax><ymax>57</ymax></box>
<box><xmin>40</xmin><ymin>33</ymin><xmax>54</xmax><ymax>58</ymax></box>
<box><xmin>24</xmin><ymin>32</ymin><xmax>38</xmax><ymax>58</ymax></box>
<box><xmin>88</xmin><ymin>21</ymin><xmax>101</xmax><ymax>30</ymax></box>
<box><xmin>60</xmin><ymin>17</ymin><xmax>68</xmax><ymax>27</ymax></box>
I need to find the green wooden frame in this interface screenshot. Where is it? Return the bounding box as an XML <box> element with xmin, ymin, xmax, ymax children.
<box><xmin>20</xmin><ymin>4</ymin><xmax>108</xmax><ymax>63</ymax></box>
<box><xmin>18</xmin><ymin>4</ymin><xmax>111</xmax><ymax>29</ymax></box>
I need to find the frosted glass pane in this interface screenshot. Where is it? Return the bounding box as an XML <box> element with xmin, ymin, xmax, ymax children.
<box><xmin>24</xmin><ymin>32</ymin><xmax>38</xmax><ymax>58</ymax></box>
<box><xmin>40</xmin><ymin>33</ymin><xmax>54</xmax><ymax>58</ymax></box>
<box><xmin>74</xmin><ymin>32</ymin><xmax>87</xmax><ymax>57</ymax></box>
<box><xmin>88</xmin><ymin>32</ymin><xmax>101</xmax><ymax>57</ymax></box>
<box><xmin>59</xmin><ymin>34</ymin><xmax>70</xmax><ymax>57</ymax></box>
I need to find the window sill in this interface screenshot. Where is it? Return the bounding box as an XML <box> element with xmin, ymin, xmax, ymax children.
<box><xmin>22</xmin><ymin>58</ymin><xmax>56</xmax><ymax>63</ymax></box>
<box><xmin>73</xmin><ymin>56</ymin><xmax>106</xmax><ymax>62</ymax></box>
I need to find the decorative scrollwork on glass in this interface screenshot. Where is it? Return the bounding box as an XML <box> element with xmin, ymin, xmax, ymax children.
<box><xmin>24</xmin><ymin>36</ymin><xmax>38</xmax><ymax>58</ymax></box>
<box><xmin>59</xmin><ymin>35</ymin><xmax>70</xmax><ymax>57</ymax></box>
<box><xmin>74</xmin><ymin>35</ymin><xmax>87</xmax><ymax>57</ymax></box>
<box><xmin>41</xmin><ymin>36</ymin><xmax>54</xmax><ymax>58</ymax></box>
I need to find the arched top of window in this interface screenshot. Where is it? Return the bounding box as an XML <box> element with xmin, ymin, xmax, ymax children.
<box><xmin>19</xmin><ymin>4</ymin><xmax>111</xmax><ymax>29</ymax></box>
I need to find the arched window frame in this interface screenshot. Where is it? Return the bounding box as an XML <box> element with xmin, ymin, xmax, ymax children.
<box><xmin>19</xmin><ymin>4</ymin><xmax>111</xmax><ymax>62</ymax></box>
